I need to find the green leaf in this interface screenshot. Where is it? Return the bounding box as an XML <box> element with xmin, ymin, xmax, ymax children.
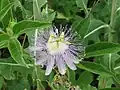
<box><xmin>68</xmin><ymin>70</ymin><xmax>93</xmax><ymax>88</ymax></box>
<box><xmin>8</xmin><ymin>38</ymin><xmax>27</xmax><ymax>66</ymax></box>
<box><xmin>56</xmin><ymin>12</ymin><xmax>69</xmax><ymax>20</ymax></box>
<box><xmin>72</xmin><ymin>17</ymin><xmax>83</xmax><ymax>30</ymax></box>
<box><xmin>76</xmin><ymin>0</ymin><xmax>88</xmax><ymax>9</ymax></box>
<box><xmin>77</xmin><ymin>71</ymin><xmax>93</xmax><ymax>89</ymax></box>
<box><xmin>98</xmin><ymin>54</ymin><xmax>120</xmax><ymax>70</ymax></box>
<box><xmin>72</xmin><ymin>16</ymin><xmax>90</xmax><ymax>39</ymax></box>
<box><xmin>0</xmin><ymin>57</ymin><xmax>33</xmax><ymax>80</ymax></box>
<box><xmin>76</xmin><ymin>0</ymin><xmax>88</xmax><ymax>15</ymax></box>
<box><xmin>88</xmin><ymin>19</ymin><xmax>106</xmax><ymax>34</ymax></box>
<box><xmin>85</xmin><ymin>42</ymin><xmax>120</xmax><ymax>57</ymax></box>
<box><xmin>6</xmin><ymin>79</ymin><xmax>31</xmax><ymax>90</ymax></box>
<box><xmin>92</xmin><ymin>0</ymin><xmax>111</xmax><ymax>23</ymax></box>
<box><xmin>48</xmin><ymin>71</ymin><xmax>55</xmax><ymax>84</ymax></box>
<box><xmin>1</xmin><ymin>0</ymin><xmax>13</xmax><ymax>27</ymax></box>
<box><xmin>41</xmin><ymin>9</ymin><xmax>56</xmax><ymax>22</ymax></box>
<box><xmin>98</xmin><ymin>76</ymin><xmax>113</xmax><ymax>89</ymax></box>
<box><xmin>100</xmin><ymin>88</ymin><xmax>120</xmax><ymax>90</ymax></box>
<box><xmin>32</xmin><ymin>66</ymin><xmax>47</xmax><ymax>81</ymax></box>
<box><xmin>0</xmin><ymin>3</ymin><xmax>13</xmax><ymax>21</ymax></box>
<box><xmin>33</xmin><ymin>0</ymin><xmax>47</xmax><ymax>20</ymax></box>
<box><xmin>77</xmin><ymin>62</ymin><xmax>112</xmax><ymax>76</ymax></box>
<box><xmin>0</xmin><ymin>63</ymin><xmax>33</xmax><ymax>80</ymax></box>
<box><xmin>36</xmin><ymin>80</ymin><xmax>45</xmax><ymax>90</ymax></box>
<box><xmin>46</xmin><ymin>11</ymin><xmax>56</xmax><ymax>22</ymax></box>
<box><xmin>13</xmin><ymin>20</ymin><xmax>51</xmax><ymax>36</ymax></box>
<box><xmin>68</xmin><ymin>69</ymin><xmax>76</xmax><ymax>85</ymax></box>
<box><xmin>13</xmin><ymin>0</ymin><xmax>32</xmax><ymax>19</ymax></box>
<box><xmin>0</xmin><ymin>34</ymin><xmax>9</xmax><ymax>48</ymax></box>
<box><xmin>84</xmin><ymin>19</ymin><xmax>108</xmax><ymax>40</ymax></box>
<box><xmin>82</xmin><ymin>85</ymin><xmax>97</xmax><ymax>90</ymax></box>
<box><xmin>32</xmin><ymin>66</ymin><xmax>47</xmax><ymax>90</ymax></box>
<box><xmin>0</xmin><ymin>76</ymin><xmax>4</xmax><ymax>89</ymax></box>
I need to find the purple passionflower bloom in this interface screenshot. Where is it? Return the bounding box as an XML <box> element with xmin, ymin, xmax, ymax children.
<box><xmin>29</xmin><ymin>25</ymin><xmax>84</xmax><ymax>75</ymax></box>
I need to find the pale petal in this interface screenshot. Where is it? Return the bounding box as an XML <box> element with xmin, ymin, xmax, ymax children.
<box><xmin>63</xmin><ymin>52</ymin><xmax>77</xmax><ymax>70</ymax></box>
<box><xmin>36</xmin><ymin>58</ymin><xmax>46</xmax><ymax>65</ymax></box>
<box><xmin>36</xmin><ymin>52</ymin><xmax>47</xmax><ymax>64</ymax></box>
<box><xmin>56</xmin><ymin>55</ymin><xmax>66</xmax><ymax>75</ymax></box>
<box><xmin>29</xmin><ymin>46</ymin><xmax>44</xmax><ymax>51</ymax></box>
<box><xmin>45</xmin><ymin>56</ymin><xmax>55</xmax><ymax>75</ymax></box>
<box><xmin>69</xmin><ymin>44</ymin><xmax>84</xmax><ymax>52</ymax></box>
<box><xmin>67</xmin><ymin>50</ymin><xmax>79</xmax><ymax>64</ymax></box>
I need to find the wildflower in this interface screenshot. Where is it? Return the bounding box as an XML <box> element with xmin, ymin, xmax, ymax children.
<box><xmin>29</xmin><ymin>25</ymin><xmax>84</xmax><ymax>75</ymax></box>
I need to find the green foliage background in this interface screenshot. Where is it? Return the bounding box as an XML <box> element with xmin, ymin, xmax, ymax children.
<box><xmin>0</xmin><ymin>0</ymin><xmax>120</xmax><ymax>90</ymax></box>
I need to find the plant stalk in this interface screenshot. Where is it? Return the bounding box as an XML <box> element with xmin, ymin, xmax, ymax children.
<box><xmin>108</xmin><ymin>0</ymin><xmax>120</xmax><ymax>86</ymax></box>
<box><xmin>108</xmin><ymin>0</ymin><xmax>116</xmax><ymax>72</ymax></box>
<box><xmin>110</xmin><ymin>0</ymin><xmax>116</xmax><ymax>28</ymax></box>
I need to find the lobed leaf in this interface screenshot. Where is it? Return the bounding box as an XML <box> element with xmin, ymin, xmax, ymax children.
<box><xmin>8</xmin><ymin>38</ymin><xmax>27</xmax><ymax>66</ymax></box>
<box><xmin>98</xmin><ymin>76</ymin><xmax>113</xmax><ymax>89</ymax></box>
<box><xmin>77</xmin><ymin>71</ymin><xmax>93</xmax><ymax>88</ymax></box>
<box><xmin>72</xmin><ymin>16</ymin><xmax>90</xmax><ymax>39</ymax></box>
<box><xmin>0</xmin><ymin>76</ymin><xmax>4</xmax><ymax>89</ymax></box>
<box><xmin>33</xmin><ymin>0</ymin><xmax>47</xmax><ymax>20</ymax></box>
<box><xmin>0</xmin><ymin>3</ymin><xmax>13</xmax><ymax>21</ymax></box>
<box><xmin>76</xmin><ymin>0</ymin><xmax>88</xmax><ymax>12</ymax></box>
<box><xmin>6</xmin><ymin>79</ymin><xmax>31</xmax><ymax>90</ymax></box>
<box><xmin>77</xmin><ymin>62</ymin><xmax>112</xmax><ymax>76</ymax></box>
<box><xmin>67</xmin><ymin>69</ymin><xmax>76</xmax><ymax>85</ymax></box>
<box><xmin>100</xmin><ymin>88</ymin><xmax>120</xmax><ymax>90</ymax></box>
<box><xmin>0</xmin><ymin>34</ymin><xmax>10</xmax><ymax>48</ymax></box>
<box><xmin>85</xmin><ymin>42</ymin><xmax>120</xmax><ymax>57</ymax></box>
<box><xmin>0</xmin><ymin>63</ymin><xmax>33</xmax><ymax>80</ymax></box>
<box><xmin>13</xmin><ymin>20</ymin><xmax>51</xmax><ymax>36</ymax></box>
<box><xmin>82</xmin><ymin>85</ymin><xmax>97</xmax><ymax>90</ymax></box>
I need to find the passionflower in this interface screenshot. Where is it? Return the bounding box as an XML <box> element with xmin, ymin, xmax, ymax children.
<box><xmin>29</xmin><ymin>25</ymin><xmax>84</xmax><ymax>75</ymax></box>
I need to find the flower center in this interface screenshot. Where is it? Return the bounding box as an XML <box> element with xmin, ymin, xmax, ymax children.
<box><xmin>47</xmin><ymin>32</ymin><xmax>69</xmax><ymax>55</ymax></box>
